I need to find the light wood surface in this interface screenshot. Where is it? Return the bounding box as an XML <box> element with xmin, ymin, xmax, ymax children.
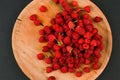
<box><xmin>12</xmin><ymin>0</ymin><xmax>112</xmax><ymax>80</ymax></box>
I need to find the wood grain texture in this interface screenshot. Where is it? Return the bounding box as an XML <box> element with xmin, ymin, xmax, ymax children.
<box><xmin>12</xmin><ymin>0</ymin><xmax>112</xmax><ymax>80</ymax></box>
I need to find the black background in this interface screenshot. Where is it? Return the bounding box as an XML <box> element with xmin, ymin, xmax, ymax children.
<box><xmin>0</xmin><ymin>0</ymin><xmax>120</xmax><ymax>80</ymax></box>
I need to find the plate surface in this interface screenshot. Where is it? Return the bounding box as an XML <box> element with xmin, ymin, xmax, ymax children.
<box><xmin>12</xmin><ymin>0</ymin><xmax>112</xmax><ymax>80</ymax></box>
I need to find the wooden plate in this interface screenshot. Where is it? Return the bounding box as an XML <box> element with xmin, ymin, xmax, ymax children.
<box><xmin>12</xmin><ymin>0</ymin><xmax>112</xmax><ymax>80</ymax></box>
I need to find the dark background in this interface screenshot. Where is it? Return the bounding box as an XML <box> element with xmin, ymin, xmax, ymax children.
<box><xmin>0</xmin><ymin>0</ymin><xmax>119</xmax><ymax>80</ymax></box>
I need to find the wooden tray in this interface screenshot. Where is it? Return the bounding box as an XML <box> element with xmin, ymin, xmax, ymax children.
<box><xmin>12</xmin><ymin>0</ymin><xmax>112</xmax><ymax>80</ymax></box>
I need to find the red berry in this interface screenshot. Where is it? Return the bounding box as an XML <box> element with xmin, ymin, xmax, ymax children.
<box><xmin>53</xmin><ymin>44</ymin><xmax>60</xmax><ymax>50</ymax></box>
<box><xmin>66</xmin><ymin>46</ymin><xmax>72</xmax><ymax>53</ymax></box>
<box><xmin>68</xmin><ymin>68</ymin><xmax>75</xmax><ymax>73</ymax></box>
<box><xmin>30</xmin><ymin>14</ymin><xmax>37</xmax><ymax>21</ymax></box>
<box><xmin>93</xmin><ymin>63</ymin><xmax>99</xmax><ymax>70</ymax></box>
<box><xmin>75</xmin><ymin>26</ymin><xmax>86</xmax><ymax>35</ymax></box>
<box><xmin>51</xmin><ymin>19</ymin><xmax>56</xmax><ymax>25</ymax></box>
<box><xmin>37</xmin><ymin>53</ymin><xmax>44</xmax><ymax>60</ymax></box>
<box><xmin>34</xmin><ymin>20</ymin><xmax>40</xmax><ymax>26</ymax></box>
<box><xmin>61</xmin><ymin>66</ymin><xmax>68</xmax><ymax>73</ymax></box>
<box><xmin>85</xmin><ymin>39</ymin><xmax>91</xmax><ymax>44</ymax></box>
<box><xmin>48</xmin><ymin>76</ymin><xmax>56</xmax><ymax>80</ymax></box>
<box><xmin>78</xmin><ymin>38</ymin><xmax>84</xmax><ymax>44</ymax></box>
<box><xmin>66</xmin><ymin>57</ymin><xmax>74</xmax><ymax>63</ymax></box>
<box><xmin>76</xmin><ymin>71</ymin><xmax>82</xmax><ymax>77</ymax></box>
<box><xmin>59</xmin><ymin>57</ymin><xmax>65</xmax><ymax>64</ymax></box>
<box><xmin>68</xmin><ymin>21</ymin><xmax>75</xmax><ymax>29</ymax></box>
<box><xmin>52</xmin><ymin>58</ymin><xmax>58</xmax><ymax>63</ymax></box>
<box><xmin>84</xmin><ymin>59</ymin><xmax>90</xmax><ymax>65</ymax></box>
<box><xmin>46</xmin><ymin>66</ymin><xmax>53</xmax><ymax>73</ymax></box>
<box><xmin>39</xmin><ymin>36</ymin><xmax>46</xmax><ymax>42</ymax></box>
<box><xmin>90</xmin><ymin>39</ymin><xmax>97</xmax><ymax>46</ymax></box>
<box><xmin>61</xmin><ymin>10</ymin><xmax>68</xmax><ymax>16</ymax></box>
<box><xmin>71</xmin><ymin>12</ymin><xmax>78</xmax><ymax>18</ymax></box>
<box><xmin>44</xmin><ymin>26</ymin><xmax>51</xmax><ymax>34</ymax></box>
<box><xmin>84</xmin><ymin>53</ymin><xmax>90</xmax><ymax>59</ymax></box>
<box><xmin>58</xmin><ymin>35</ymin><xmax>63</xmax><ymax>41</ymax></box>
<box><xmin>42</xmin><ymin>46</ymin><xmax>49</xmax><ymax>52</ymax></box>
<box><xmin>39</xmin><ymin>5</ymin><xmax>47</xmax><ymax>12</ymax></box>
<box><xmin>63</xmin><ymin>36</ymin><xmax>71</xmax><ymax>44</ymax></box>
<box><xmin>86</xmin><ymin>24</ymin><xmax>93</xmax><ymax>32</ymax></box>
<box><xmin>48</xmin><ymin>34</ymin><xmax>56</xmax><ymax>42</ymax></box>
<box><xmin>66</xmin><ymin>30</ymin><xmax>72</xmax><ymax>37</ymax></box>
<box><xmin>83</xmin><ymin>13</ymin><xmax>90</xmax><ymax>19</ymax></box>
<box><xmin>68</xmin><ymin>63</ymin><xmax>74</xmax><ymax>68</ymax></box>
<box><xmin>71</xmin><ymin>1</ymin><xmax>78</xmax><ymax>7</ymax></box>
<box><xmin>94</xmin><ymin>16</ymin><xmax>102</xmax><ymax>22</ymax></box>
<box><xmin>92</xmin><ymin>28</ymin><xmax>98</xmax><ymax>34</ymax></box>
<box><xmin>39</xmin><ymin>29</ymin><xmax>45</xmax><ymax>35</ymax></box>
<box><xmin>83</xmin><ymin>67</ymin><xmax>90</xmax><ymax>73</ymax></box>
<box><xmin>54</xmin><ymin>50</ymin><xmax>62</xmax><ymax>58</ymax></box>
<box><xmin>83</xmin><ymin>43</ymin><xmax>89</xmax><ymax>49</ymax></box>
<box><xmin>72</xmin><ymin>32</ymin><xmax>79</xmax><ymax>40</ymax></box>
<box><xmin>84</xmin><ymin>5</ymin><xmax>91</xmax><ymax>13</ymax></box>
<box><xmin>45</xmin><ymin>58</ymin><xmax>52</xmax><ymax>64</ymax></box>
<box><xmin>53</xmin><ymin>63</ymin><xmax>60</xmax><ymax>70</ymax></box>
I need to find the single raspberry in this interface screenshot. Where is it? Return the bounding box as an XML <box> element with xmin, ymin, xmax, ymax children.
<box><xmin>68</xmin><ymin>21</ymin><xmax>75</xmax><ymax>29</ymax></box>
<box><xmin>66</xmin><ymin>57</ymin><xmax>74</xmax><ymax>63</ymax></box>
<box><xmin>48</xmin><ymin>34</ymin><xmax>56</xmax><ymax>42</ymax></box>
<box><xmin>52</xmin><ymin>58</ymin><xmax>58</xmax><ymax>63</ymax></box>
<box><xmin>39</xmin><ymin>29</ymin><xmax>45</xmax><ymax>35</ymax></box>
<box><xmin>83</xmin><ymin>18</ymin><xmax>92</xmax><ymax>25</ymax></box>
<box><xmin>72</xmin><ymin>39</ymin><xmax>77</xmax><ymax>43</ymax></box>
<box><xmin>78</xmin><ymin>38</ymin><xmax>84</xmax><ymax>44</ymax></box>
<box><xmin>84</xmin><ymin>59</ymin><xmax>90</xmax><ymax>65</ymax></box>
<box><xmin>85</xmin><ymin>39</ymin><xmax>91</xmax><ymax>44</ymax></box>
<box><xmin>84</xmin><ymin>32</ymin><xmax>93</xmax><ymax>39</ymax></box>
<box><xmin>56</xmin><ymin>17</ymin><xmax>63</xmax><ymax>23</ymax></box>
<box><xmin>45</xmin><ymin>58</ymin><xmax>52</xmax><ymax>64</ymax></box>
<box><xmin>79</xmin><ymin>57</ymin><xmax>84</xmax><ymax>64</ymax></box>
<box><xmin>34</xmin><ymin>20</ymin><xmax>40</xmax><ymax>26</ymax></box>
<box><xmin>86</xmin><ymin>24</ymin><xmax>93</xmax><ymax>32</ymax></box>
<box><xmin>56</xmin><ymin>13</ymin><xmax>62</xmax><ymax>18</ymax></box>
<box><xmin>53</xmin><ymin>44</ymin><xmax>60</xmax><ymax>50</ymax></box>
<box><xmin>84</xmin><ymin>5</ymin><xmax>91</xmax><ymax>13</ymax></box>
<box><xmin>71</xmin><ymin>1</ymin><xmax>78</xmax><ymax>7</ymax></box>
<box><xmin>76</xmin><ymin>71</ymin><xmax>82</xmax><ymax>77</ymax></box>
<box><xmin>48</xmin><ymin>76</ymin><xmax>56</xmax><ymax>80</ymax></box>
<box><xmin>83</xmin><ymin>67</ymin><xmax>90</xmax><ymax>73</ymax></box>
<box><xmin>63</xmin><ymin>24</ymin><xmax>70</xmax><ymax>32</ymax></box>
<box><xmin>53</xmin><ymin>63</ymin><xmax>60</xmax><ymax>70</ymax></box>
<box><xmin>83</xmin><ymin>43</ymin><xmax>89</xmax><ymax>49</ymax></box>
<box><xmin>44</xmin><ymin>26</ymin><xmax>51</xmax><ymax>34</ymax></box>
<box><xmin>42</xmin><ymin>46</ymin><xmax>49</xmax><ymax>52</ymax></box>
<box><xmin>37</xmin><ymin>53</ymin><xmax>44</xmax><ymax>60</ymax></box>
<box><xmin>75</xmin><ymin>26</ymin><xmax>86</xmax><ymax>35</ymax></box>
<box><xmin>46</xmin><ymin>66</ymin><xmax>53</xmax><ymax>73</ymax></box>
<box><xmin>93</xmin><ymin>63</ymin><xmax>99</xmax><ymax>70</ymax></box>
<box><xmin>94</xmin><ymin>16</ymin><xmax>102</xmax><ymax>22</ymax></box>
<box><xmin>75</xmin><ymin>58</ymin><xmax>79</xmax><ymax>64</ymax></box>
<box><xmin>54</xmin><ymin>50</ymin><xmax>62</xmax><ymax>58</ymax></box>
<box><xmin>79</xmin><ymin>45</ymin><xmax>84</xmax><ymax>51</ymax></box>
<box><xmin>84</xmin><ymin>53</ymin><xmax>90</xmax><ymax>59</ymax></box>
<box><xmin>71</xmin><ymin>12</ymin><xmax>78</xmax><ymax>18</ymax></box>
<box><xmin>61</xmin><ymin>66</ymin><xmax>68</xmax><ymax>73</ymax></box>
<box><xmin>39</xmin><ymin>36</ymin><xmax>46</xmax><ymax>42</ymax></box>
<box><xmin>58</xmin><ymin>35</ymin><xmax>63</xmax><ymax>41</ymax></box>
<box><xmin>66</xmin><ymin>30</ymin><xmax>72</xmax><ymax>37</ymax></box>
<box><xmin>51</xmin><ymin>19</ymin><xmax>56</xmax><ymax>25</ymax></box>
<box><xmin>59</xmin><ymin>57</ymin><xmax>65</xmax><ymax>64</ymax></box>
<box><xmin>92</xmin><ymin>28</ymin><xmax>98</xmax><ymax>34</ymax></box>
<box><xmin>30</xmin><ymin>14</ymin><xmax>37</xmax><ymax>21</ymax></box>
<box><xmin>61</xmin><ymin>10</ymin><xmax>68</xmax><ymax>16</ymax></box>
<box><xmin>93</xmin><ymin>57</ymin><xmax>99</xmax><ymax>63</ymax></box>
<box><xmin>63</xmin><ymin>36</ymin><xmax>71</xmax><ymax>44</ymax></box>
<box><xmin>39</xmin><ymin>5</ymin><xmax>47</xmax><ymax>12</ymax></box>
<box><xmin>90</xmin><ymin>39</ymin><xmax>97</xmax><ymax>46</ymax></box>
<box><xmin>68</xmin><ymin>63</ymin><xmax>74</xmax><ymax>68</ymax></box>
<box><xmin>68</xmin><ymin>68</ymin><xmax>75</xmax><ymax>73</ymax></box>
<box><xmin>66</xmin><ymin>46</ymin><xmax>72</xmax><ymax>53</ymax></box>
<box><xmin>83</xmin><ymin>13</ymin><xmax>90</xmax><ymax>19</ymax></box>
<box><xmin>78</xmin><ymin>53</ymin><xmax>83</xmax><ymax>57</ymax></box>
<box><xmin>62</xmin><ymin>47</ymin><xmax>67</xmax><ymax>53</ymax></box>
<box><xmin>72</xmin><ymin>32</ymin><xmax>79</xmax><ymax>40</ymax></box>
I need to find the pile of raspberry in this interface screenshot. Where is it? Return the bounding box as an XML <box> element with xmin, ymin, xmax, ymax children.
<box><xmin>30</xmin><ymin>0</ymin><xmax>103</xmax><ymax>80</ymax></box>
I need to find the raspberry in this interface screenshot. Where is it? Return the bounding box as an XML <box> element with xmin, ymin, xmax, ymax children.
<box><xmin>72</xmin><ymin>39</ymin><xmax>77</xmax><ymax>43</ymax></box>
<box><xmin>78</xmin><ymin>38</ymin><xmax>84</xmax><ymax>44</ymax></box>
<box><xmin>83</xmin><ymin>43</ymin><xmax>89</xmax><ymax>49</ymax></box>
<box><xmin>75</xmin><ymin>7</ymin><xmax>81</xmax><ymax>13</ymax></box>
<box><xmin>83</xmin><ymin>67</ymin><xmax>90</xmax><ymax>73</ymax></box>
<box><xmin>63</xmin><ymin>36</ymin><xmax>71</xmax><ymax>44</ymax></box>
<box><xmin>92</xmin><ymin>28</ymin><xmax>98</xmax><ymax>34</ymax></box>
<box><xmin>72</xmin><ymin>32</ymin><xmax>79</xmax><ymax>40</ymax></box>
<box><xmin>62</xmin><ymin>47</ymin><xmax>67</xmax><ymax>53</ymax></box>
<box><xmin>68</xmin><ymin>63</ymin><xmax>74</xmax><ymax>68</ymax></box>
<box><xmin>45</xmin><ymin>58</ymin><xmax>52</xmax><ymax>64</ymax></box>
<box><xmin>66</xmin><ymin>46</ymin><xmax>72</xmax><ymax>53</ymax></box>
<box><xmin>84</xmin><ymin>53</ymin><xmax>90</xmax><ymax>59</ymax></box>
<box><xmin>30</xmin><ymin>14</ymin><xmax>37</xmax><ymax>21</ymax></box>
<box><xmin>90</xmin><ymin>39</ymin><xmax>97</xmax><ymax>46</ymax></box>
<box><xmin>61</xmin><ymin>66</ymin><xmax>68</xmax><ymax>73</ymax></box>
<box><xmin>79</xmin><ymin>57</ymin><xmax>84</xmax><ymax>64</ymax></box>
<box><xmin>34</xmin><ymin>20</ymin><xmax>40</xmax><ymax>26</ymax></box>
<box><xmin>94</xmin><ymin>16</ymin><xmax>102</xmax><ymax>22</ymax></box>
<box><xmin>93</xmin><ymin>63</ymin><xmax>99</xmax><ymax>70</ymax></box>
<box><xmin>86</xmin><ymin>24</ymin><xmax>93</xmax><ymax>32</ymax></box>
<box><xmin>83</xmin><ymin>18</ymin><xmax>92</xmax><ymax>25</ymax></box>
<box><xmin>85</xmin><ymin>39</ymin><xmax>91</xmax><ymax>44</ymax></box>
<box><xmin>44</xmin><ymin>26</ymin><xmax>51</xmax><ymax>34</ymax></box>
<box><xmin>66</xmin><ymin>30</ymin><xmax>72</xmax><ymax>37</ymax></box>
<box><xmin>54</xmin><ymin>50</ymin><xmax>62</xmax><ymax>58</ymax></box>
<box><xmin>42</xmin><ymin>46</ymin><xmax>49</xmax><ymax>52</ymax></box>
<box><xmin>84</xmin><ymin>32</ymin><xmax>93</xmax><ymax>39</ymax></box>
<box><xmin>83</xmin><ymin>13</ymin><xmax>90</xmax><ymax>19</ymax></box>
<box><xmin>84</xmin><ymin>5</ymin><xmax>91</xmax><ymax>13</ymax></box>
<box><xmin>53</xmin><ymin>44</ymin><xmax>60</xmax><ymax>50</ymax></box>
<box><xmin>53</xmin><ymin>63</ymin><xmax>60</xmax><ymax>70</ymax></box>
<box><xmin>66</xmin><ymin>57</ymin><xmax>74</xmax><ymax>63</ymax></box>
<box><xmin>75</xmin><ymin>26</ymin><xmax>86</xmax><ymax>35</ymax></box>
<box><xmin>39</xmin><ymin>5</ymin><xmax>47</xmax><ymax>12</ymax></box>
<box><xmin>52</xmin><ymin>58</ymin><xmax>58</xmax><ymax>63</ymax></box>
<box><xmin>51</xmin><ymin>19</ymin><xmax>56</xmax><ymax>25</ymax></box>
<box><xmin>48</xmin><ymin>76</ymin><xmax>56</xmax><ymax>80</ymax></box>
<box><xmin>71</xmin><ymin>1</ymin><xmax>78</xmax><ymax>7</ymax></box>
<box><xmin>56</xmin><ymin>17</ymin><xmax>63</xmax><ymax>23</ymax></box>
<box><xmin>76</xmin><ymin>71</ymin><xmax>82</xmax><ymax>77</ymax></box>
<box><xmin>46</xmin><ymin>66</ymin><xmax>53</xmax><ymax>73</ymax></box>
<box><xmin>48</xmin><ymin>34</ymin><xmax>56</xmax><ymax>42</ymax></box>
<box><xmin>58</xmin><ymin>35</ymin><xmax>63</xmax><ymax>41</ymax></box>
<box><xmin>37</xmin><ymin>53</ymin><xmax>44</xmax><ymax>60</ymax></box>
<box><xmin>39</xmin><ymin>29</ymin><xmax>45</xmax><ymax>35</ymax></box>
<box><xmin>84</xmin><ymin>59</ymin><xmax>90</xmax><ymax>65</ymax></box>
<box><xmin>93</xmin><ymin>57</ymin><xmax>99</xmax><ymax>63</ymax></box>
<box><xmin>59</xmin><ymin>57</ymin><xmax>65</xmax><ymax>64</ymax></box>
<box><xmin>68</xmin><ymin>68</ymin><xmax>75</xmax><ymax>73</ymax></box>
<box><xmin>61</xmin><ymin>10</ymin><xmax>68</xmax><ymax>16</ymax></box>
<box><xmin>68</xmin><ymin>21</ymin><xmax>75</xmax><ymax>29</ymax></box>
<box><xmin>71</xmin><ymin>12</ymin><xmax>78</xmax><ymax>18</ymax></box>
<box><xmin>39</xmin><ymin>36</ymin><xmax>46</xmax><ymax>42</ymax></box>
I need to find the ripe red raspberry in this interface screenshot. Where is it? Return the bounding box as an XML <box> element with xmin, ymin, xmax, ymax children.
<box><xmin>93</xmin><ymin>57</ymin><xmax>99</xmax><ymax>63</ymax></box>
<box><xmin>66</xmin><ymin>30</ymin><xmax>72</xmax><ymax>37</ymax></box>
<box><xmin>68</xmin><ymin>21</ymin><xmax>75</xmax><ymax>29</ymax></box>
<box><xmin>59</xmin><ymin>57</ymin><xmax>65</xmax><ymax>64</ymax></box>
<box><xmin>48</xmin><ymin>34</ymin><xmax>56</xmax><ymax>42</ymax></box>
<box><xmin>30</xmin><ymin>14</ymin><xmax>37</xmax><ymax>21</ymax></box>
<box><xmin>66</xmin><ymin>57</ymin><xmax>74</xmax><ymax>63</ymax></box>
<box><xmin>39</xmin><ymin>5</ymin><xmax>47</xmax><ymax>12</ymax></box>
<box><xmin>48</xmin><ymin>76</ymin><xmax>56</xmax><ymax>80</ymax></box>
<box><xmin>66</xmin><ymin>46</ymin><xmax>72</xmax><ymax>53</ymax></box>
<box><xmin>72</xmin><ymin>39</ymin><xmax>77</xmax><ymax>43</ymax></box>
<box><xmin>58</xmin><ymin>35</ymin><xmax>63</xmax><ymax>41</ymax></box>
<box><xmin>61</xmin><ymin>66</ymin><xmax>68</xmax><ymax>73</ymax></box>
<box><xmin>84</xmin><ymin>53</ymin><xmax>90</xmax><ymax>59</ymax></box>
<box><xmin>56</xmin><ymin>17</ymin><xmax>63</xmax><ymax>23</ymax></box>
<box><xmin>94</xmin><ymin>16</ymin><xmax>102</xmax><ymax>22</ymax></box>
<box><xmin>84</xmin><ymin>32</ymin><xmax>93</xmax><ymax>39</ymax></box>
<box><xmin>34</xmin><ymin>20</ymin><xmax>41</xmax><ymax>26</ymax></box>
<box><xmin>72</xmin><ymin>32</ymin><xmax>79</xmax><ymax>40</ymax></box>
<box><xmin>42</xmin><ymin>46</ymin><xmax>49</xmax><ymax>52</ymax></box>
<box><xmin>90</xmin><ymin>39</ymin><xmax>97</xmax><ymax>46</ymax></box>
<box><xmin>62</xmin><ymin>47</ymin><xmax>67</xmax><ymax>53</ymax></box>
<box><xmin>63</xmin><ymin>24</ymin><xmax>70</xmax><ymax>32</ymax></box>
<box><xmin>39</xmin><ymin>36</ymin><xmax>46</xmax><ymax>42</ymax></box>
<box><xmin>46</xmin><ymin>66</ymin><xmax>53</xmax><ymax>73</ymax></box>
<box><xmin>63</xmin><ymin>36</ymin><xmax>71</xmax><ymax>44</ymax></box>
<box><xmin>78</xmin><ymin>38</ymin><xmax>84</xmax><ymax>44</ymax></box>
<box><xmin>71</xmin><ymin>1</ymin><xmax>78</xmax><ymax>7</ymax></box>
<box><xmin>84</xmin><ymin>59</ymin><xmax>90</xmax><ymax>65</ymax></box>
<box><xmin>92</xmin><ymin>28</ymin><xmax>98</xmax><ymax>34</ymax></box>
<box><xmin>79</xmin><ymin>57</ymin><xmax>84</xmax><ymax>64</ymax></box>
<box><xmin>86</xmin><ymin>24</ymin><xmax>93</xmax><ymax>32</ymax></box>
<box><xmin>52</xmin><ymin>58</ymin><xmax>58</xmax><ymax>63</ymax></box>
<box><xmin>93</xmin><ymin>63</ymin><xmax>99</xmax><ymax>70</ymax></box>
<box><xmin>71</xmin><ymin>12</ymin><xmax>78</xmax><ymax>18</ymax></box>
<box><xmin>83</xmin><ymin>13</ymin><xmax>90</xmax><ymax>19</ymax></box>
<box><xmin>39</xmin><ymin>29</ymin><xmax>45</xmax><ymax>35</ymax></box>
<box><xmin>44</xmin><ymin>26</ymin><xmax>51</xmax><ymax>34</ymax></box>
<box><xmin>85</xmin><ymin>39</ymin><xmax>91</xmax><ymax>44</ymax></box>
<box><xmin>83</xmin><ymin>18</ymin><xmax>92</xmax><ymax>25</ymax></box>
<box><xmin>52</xmin><ymin>63</ymin><xmax>60</xmax><ymax>70</ymax></box>
<box><xmin>68</xmin><ymin>68</ymin><xmax>75</xmax><ymax>73</ymax></box>
<box><xmin>84</xmin><ymin>5</ymin><xmax>91</xmax><ymax>13</ymax></box>
<box><xmin>37</xmin><ymin>53</ymin><xmax>44</xmax><ymax>60</ymax></box>
<box><xmin>75</xmin><ymin>26</ymin><xmax>86</xmax><ymax>35</ymax></box>
<box><xmin>68</xmin><ymin>63</ymin><xmax>74</xmax><ymax>68</ymax></box>
<box><xmin>53</xmin><ymin>44</ymin><xmax>60</xmax><ymax>50</ymax></box>
<box><xmin>76</xmin><ymin>71</ymin><xmax>82</xmax><ymax>77</ymax></box>
<box><xmin>83</xmin><ymin>67</ymin><xmax>90</xmax><ymax>73</ymax></box>
<box><xmin>45</xmin><ymin>58</ymin><xmax>52</xmax><ymax>64</ymax></box>
<box><xmin>61</xmin><ymin>10</ymin><xmax>68</xmax><ymax>16</ymax></box>
<box><xmin>51</xmin><ymin>19</ymin><xmax>56</xmax><ymax>25</ymax></box>
<box><xmin>83</xmin><ymin>43</ymin><xmax>89</xmax><ymax>49</ymax></box>
<box><xmin>54</xmin><ymin>50</ymin><xmax>62</xmax><ymax>58</ymax></box>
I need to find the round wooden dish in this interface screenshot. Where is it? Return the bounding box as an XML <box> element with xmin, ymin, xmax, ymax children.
<box><xmin>12</xmin><ymin>0</ymin><xmax>112</xmax><ymax>80</ymax></box>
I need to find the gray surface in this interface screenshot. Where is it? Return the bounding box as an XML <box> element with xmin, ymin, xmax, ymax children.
<box><xmin>0</xmin><ymin>0</ymin><xmax>119</xmax><ymax>80</ymax></box>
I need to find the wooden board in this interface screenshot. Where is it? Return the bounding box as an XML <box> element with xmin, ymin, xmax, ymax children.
<box><xmin>12</xmin><ymin>0</ymin><xmax>112</xmax><ymax>80</ymax></box>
